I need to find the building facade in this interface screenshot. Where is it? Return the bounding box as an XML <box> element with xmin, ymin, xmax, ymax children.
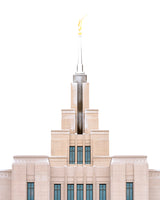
<box><xmin>0</xmin><ymin>33</ymin><xmax>160</xmax><ymax>200</ymax></box>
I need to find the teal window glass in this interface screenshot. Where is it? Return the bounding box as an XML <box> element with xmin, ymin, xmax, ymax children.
<box><xmin>69</xmin><ymin>146</ymin><xmax>75</xmax><ymax>164</ymax></box>
<box><xmin>126</xmin><ymin>182</ymin><xmax>133</xmax><ymax>200</ymax></box>
<box><xmin>54</xmin><ymin>184</ymin><xmax>61</xmax><ymax>200</ymax></box>
<box><xmin>85</xmin><ymin>146</ymin><xmax>91</xmax><ymax>164</ymax></box>
<box><xmin>99</xmin><ymin>184</ymin><xmax>106</xmax><ymax>200</ymax></box>
<box><xmin>67</xmin><ymin>184</ymin><xmax>74</xmax><ymax>200</ymax></box>
<box><xmin>86</xmin><ymin>184</ymin><xmax>93</xmax><ymax>200</ymax></box>
<box><xmin>27</xmin><ymin>182</ymin><xmax>34</xmax><ymax>200</ymax></box>
<box><xmin>77</xmin><ymin>146</ymin><xmax>83</xmax><ymax>164</ymax></box>
<box><xmin>77</xmin><ymin>184</ymin><xmax>83</xmax><ymax>200</ymax></box>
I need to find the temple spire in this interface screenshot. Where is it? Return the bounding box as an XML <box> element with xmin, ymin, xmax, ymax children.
<box><xmin>77</xmin><ymin>35</ymin><xmax>83</xmax><ymax>73</ymax></box>
<box><xmin>76</xmin><ymin>16</ymin><xmax>86</xmax><ymax>73</ymax></box>
<box><xmin>74</xmin><ymin>17</ymin><xmax>87</xmax><ymax>134</ymax></box>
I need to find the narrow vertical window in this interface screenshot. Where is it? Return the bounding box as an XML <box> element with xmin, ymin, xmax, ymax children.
<box><xmin>85</xmin><ymin>146</ymin><xmax>91</xmax><ymax>164</ymax></box>
<box><xmin>67</xmin><ymin>184</ymin><xmax>74</xmax><ymax>200</ymax></box>
<box><xmin>69</xmin><ymin>146</ymin><xmax>75</xmax><ymax>164</ymax></box>
<box><xmin>77</xmin><ymin>146</ymin><xmax>83</xmax><ymax>164</ymax></box>
<box><xmin>54</xmin><ymin>184</ymin><xmax>61</xmax><ymax>200</ymax></box>
<box><xmin>126</xmin><ymin>182</ymin><xmax>133</xmax><ymax>200</ymax></box>
<box><xmin>86</xmin><ymin>184</ymin><xmax>93</xmax><ymax>200</ymax></box>
<box><xmin>99</xmin><ymin>184</ymin><xmax>106</xmax><ymax>200</ymax></box>
<box><xmin>77</xmin><ymin>184</ymin><xmax>83</xmax><ymax>200</ymax></box>
<box><xmin>27</xmin><ymin>182</ymin><xmax>34</xmax><ymax>200</ymax></box>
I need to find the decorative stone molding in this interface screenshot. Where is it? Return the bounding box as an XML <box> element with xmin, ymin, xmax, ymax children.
<box><xmin>149</xmin><ymin>170</ymin><xmax>160</xmax><ymax>178</ymax></box>
<box><xmin>35</xmin><ymin>175</ymin><xmax>49</xmax><ymax>181</ymax></box>
<box><xmin>27</xmin><ymin>163</ymin><xmax>35</xmax><ymax>175</ymax></box>
<box><xmin>13</xmin><ymin>155</ymin><xmax>49</xmax><ymax>164</ymax></box>
<box><xmin>125</xmin><ymin>163</ymin><xmax>134</xmax><ymax>176</ymax></box>
<box><xmin>111</xmin><ymin>156</ymin><xmax>147</xmax><ymax>164</ymax></box>
<box><xmin>27</xmin><ymin>175</ymin><xmax>35</xmax><ymax>182</ymax></box>
<box><xmin>126</xmin><ymin>175</ymin><xmax>134</xmax><ymax>182</ymax></box>
<box><xmin>0</xmin><ymin>170</ymin><xmax>11</xmax><ymax>179</ymax></box>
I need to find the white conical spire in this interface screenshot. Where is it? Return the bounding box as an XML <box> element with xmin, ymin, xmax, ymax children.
<box><xmin>77</xmin><ymin>35</ymin><xmax>83</xmax><ymax>73</ymax></box>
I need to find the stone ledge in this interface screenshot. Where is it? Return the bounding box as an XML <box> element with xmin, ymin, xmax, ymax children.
<box><xmin>93</xmin><ymin>156</ymin><xmax>111</xmax><ymax>159</ymax></box>
<box><xmin>0</xmin><ymin>169</ymin><xmax>11</xmax><ymax>172</ymax></box>
<box><xmin>13</xmin><ymin>155</ymin><xmax>49</xmax><ymax>164</ymax></box>
<box><xmin>111</xmin><ymin>155</ymin><xmax>148</xmax><ymax>164</ymax></box>
<box><xmin>50</xmin><ymin>156</ymin><xmax>67</xmax><ymax>159</ymax></box>
<box><xmin>91</xmin><ymin>130</ymin><xmax>109</xmax><ymax>134</ymax></box>
<box><xmin>112</xmin><ymin>155</ymin><xmax>147</xmax><ymax>159</ymax></box>
<box><xmin>61</xmin><ymin>109</ymin><xmax>76</xmax><ymax>114</ymax></box>
<box><xmin>85</xmin><ymin>109</ymin><xmax>99</xmax><ymax>114</ymax></box>
<box><xmin>51</xmin><ymin>130</ymin><xmax>70</xmax><ymax>134</ymax></box>
<box><xmin>14</xmin><ymin>155</ymin><xmax>48</xmax><ymax>159</ymax></box>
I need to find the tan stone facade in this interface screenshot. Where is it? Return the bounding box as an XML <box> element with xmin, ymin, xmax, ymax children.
<box><xmin>0</xmin><ymin>71</ymin><xmax>160</xmax><ymax>200</ymax></box>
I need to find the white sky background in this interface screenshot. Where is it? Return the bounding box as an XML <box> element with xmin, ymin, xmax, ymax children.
<box><xmin>0</xmin><ymin>0</ymin><xmax>160</xmax><ymax>170</ymax></box>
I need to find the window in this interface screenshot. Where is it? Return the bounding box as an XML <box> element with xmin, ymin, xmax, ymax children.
<box><xmin>67</xmin><ymin>184</ymin><xmax>74</xmax><ymax>200</ymax></box>
<box><xmin>126</xmin><ymin>182</ymin><xmax>133</xmax><ymax>200</ymax></box>
<box><xmin>86</xmin><ymin>184</ymin><xmax>93</xmax><ymax>200</ymax></box>
<box><xmin>77</xmin><ymin>184</ymin><xmax>83</xmax><ymax>200</ymax></box>
<box><xmin>54</xmin><ymin>184</ymin><xmax>61</xmax><ymax>200</ymax></box>
<box><xmin>27</xmin><ymin>182</ymin><xmax>34</xmax><ymax>200</ymax></box>
<box><xmin>77</xmin><ymin>146</ymin><xmax>83</xmax><ymax>164</ymax></box>
<box><xmin>69</xmin><ymin>146</ymin><xmax>75</xmax><ymax>164</ymax></box>
<box><xmin>99</xmin><ymin>184</ymin><xmax>106</xmax><ymax>200</ymax></box>
<box><xmin>85</xmin><ymin>146</ymin><xmax>91</xmax><ymax>164</ymax></box>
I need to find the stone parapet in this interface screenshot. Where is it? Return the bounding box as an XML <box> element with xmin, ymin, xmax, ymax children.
<box><xmin>0</xmin><ymin>170</ymin><xmax>11</xmax><ymax>200</ymax></box>
<box><xmin>12</xmin><ymin>155</ymin><xmax>50</xmax><ymax>200</ymax></box>
<box><xmin>149</xmin><ymin>170</ymin><xmax>160</xmax><ymax>200</ymax></box>
<box><xmin>110</xmin><ymin>155</ymin><xmax>149</xmax><ymax>200</ymax></box>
